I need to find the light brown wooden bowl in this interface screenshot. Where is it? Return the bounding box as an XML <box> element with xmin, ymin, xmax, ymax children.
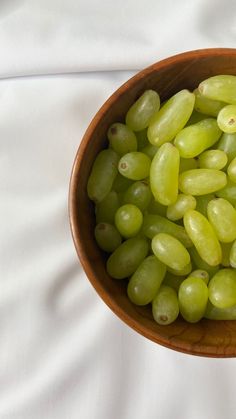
<box><xmin>69</xmin><ymin>48</ymin><xmax>236</xmax><ymax>357</ymax></box>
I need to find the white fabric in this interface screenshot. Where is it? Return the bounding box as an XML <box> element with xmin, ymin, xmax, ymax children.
<box><xmin>1</xmin><ymin>1</ymin><xmax>236</xmax><ymax>418</ymax></box>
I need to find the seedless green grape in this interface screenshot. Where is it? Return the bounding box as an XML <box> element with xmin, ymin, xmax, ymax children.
<box><xmin>118</xmin><ymin>152</ymin><xmax>151</xmax><ymax>180</ymax></box>
<box><xmin>207</xmin><ymin>198</ymin><xmax>236</xmax><ymax>243</ymax></box>
<box><xmin>126</xmin><ymin>90</ymin><xmax>160</xmax><ymax>131</ymax></box>
<box><xmin>187</xmin><ymin>269</ymin><xmax>209</xmax><ymax>285</ymax></box>
<box><xmin>217</xmin><ymin>105</ymin><xmax>236</xmax><ymax>133</ymax></box>
<box><xmin>108</xmin><ymin>123</ymin><xmax>137</xmax><ymax>155</ymax></box>
<box><xmin>127</xmin><ymin>255</ymin><xmax>166</xmax><ymax>305</ymax></box>
<box><xmin>179</xmin><ymin>169</ymin><xmax>227</xmax><ymax>195</ymax></box>
<box><xmin>227</xmin><ymin>157</ymin><xmax>236</xmax><ymax>182</ymax></box>
<box><xmin>205</xmin><ymin>300</ymin><xmax>236</xmax><ymax>320</ymax></box>
<box><xmin>189</xmin><ymin>247</ymin><xmax>219</xmax><ymax>277</ymax></box>
<box><xmin>193</xmin><ymin>88</ymin><xmax>226</xmax><ymax>116</ymax></box>
<box><xmin>167</xmin><ymin>262</ymin><xmax>192</xmax><ymax>276</ymax></box>
<box><xmin>115</xmin><ymin>204</ymin><xmax>143</xmax><ymax>238</ymax></box>
<box><xmin>94</xmin><ymin>223</ymin><xmax>122</xmax><ymax>253</ymax></box>
<box><xmin>123</xmin><ymin>181</ymin><xmax>152</xmax><ymax>211</ymax></box>
<box><xmin>199</xmin><ymin>75</ymin><xmax>236</xmax><ymax>104</ymax></box>
<box><xmin>208</xmin><ymin>269</ymin><xmax>236</xmax><ymax>308</ymax></box>
<box><xmin>95</xmin><ymin>190</ymin><xmax>120</xmax><ymax>224</ymax></box>
<box><xmin>178</xmin><ymin>277</ymin><xmax>208</xmax><ymax>323</ymax></box>
<box><xmin>216</xmin><ymin>179</ymin><xmax>236</xmax><ymax>204</ymax></box>
<box><xmin>217</xmin><ymin>132</ymin><xmax>236</xmax><ymax>166</ymax></box>
<box><xmin>198</xmin><ymin>150</ymin><xmax>227</xmax><ymax>170</ymax></box>
<box><xmin>167</xmin><ymin>194</ymin><xmax>196</xmax><ymax>221</ymax></box>
<box><xmin>151</xmin><ymin>233</ymin><xmax>190</xmax><ymax>271</ymax></box>
<box><xmin>152</xmin><ymin>285</ymin><xmax>179</xmax><ymax>325</ymax></box>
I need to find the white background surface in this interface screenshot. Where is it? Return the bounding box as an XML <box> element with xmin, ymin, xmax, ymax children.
<box><xmin>1</xmin><ymin>1</ymin><xmax>236</xmax><ymax>418</ymax></box>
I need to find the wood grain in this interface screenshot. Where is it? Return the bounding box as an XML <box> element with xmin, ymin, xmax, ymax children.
<box><xmin>69</xmin><ymin>48</ymin><xmax>236</xmax><ymax>357</ymax></box>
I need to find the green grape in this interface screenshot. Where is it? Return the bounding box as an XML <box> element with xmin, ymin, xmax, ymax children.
<box><xmin>208</xmin><ymin>268</ymin><xmax>236</xmax><ymax>308</ymax></box>
<box><xmin>150</xmin><ymin>143</ymin><xmax>180</xmax><ymax>205</ymax></box>
<box><xmin>115</xmin><ymin>204</ymin><xmax>143</xmax><ymax>238</ymax></box>
<box><xmin>179</xmin><ymin>169</ymin><xmax>227</xmax><ymax>195</ymax></box>
<box><xmin>147</xmin><ymin>198</ymin><xmax>167</xmax><ymax>217</ymax></box>
<box><xmin>95</xmin><ymin>190</ymin><xmax>120</xmax><ymax>224</ymax></box>
<box><xmin>112</xmin><ymin>173</ymin><xmax>133</xmax><ymax>193</ymax></box>
<box><xmin>193</xmin><ymin>88</ymin><xmax>226</xmax><ymax>116</ymax></box>
<box><xmin>199</xmin><ymin>75</ymin><xmax>236</xmax><ymax>104</ymax></box>
<box><xmin>205</xmin><ymin>300</ymin><xmax>236</xmax><ymax>320</ymax></box>
<box><xmin>94</xmin><ymin>223</ymin><xmax>122</xmax><ymax>253</ymax></box>
<box><xmin>141</xmin><ymin>144</ymin><xmax>159</xmax><ymax>160</ymax></box>
<box><xmin>229</xmin><ymin>240</ymin><xmax>236</xmax><ymax>268</ymax></box>
<box><xmin>151</xmin><ymin>233</ymin><xmax>190</xmax><ymax>271</ymax></box>
<box><xmin>227</xmin><ymin>157</ymin><xmax>236</xmax><ymax>182</ymax></box>
<box><xmin>142</xmin><ymin>213</ymin><xmax>192</xmax><ymax>247</ymax></box>
<box><xmin>189</xmin><ymin>247</ymin><xmax>219</xmax><ymax>277</ymax></box>
<box><xmin>187</xmin><ymin>269</ymin><xmax>209</xmax><ymax>285</ymax></box>
<box><xmin>118</xmin><ymin>152</ymin><xmax>151</xmax><ymax>180</ymax></box>
<box><xmin>217</xmin><ymin>105</ymin><xmax>236</xmax><ymax>133</ymax></box>
<box><xmin>87</xmin><ymin>149</ymin><xmax>119</xmax><ymax>203</ymax></box>
<box><xmin>163</xmin><ymin>272</ymin><xmax>185</xmax><ymax>292</ymax></box>
<box><xmin>215</xmin><ymin>178</ymin><xmax>236</xmax><ymax>204</ymax></box>
<box><xmin>185</xmin><ymin>110</ymin><xmax>206</xmax><ymax>126</ymax></box>
<box><xmin>179</xmin><ymin>157</ymin><xmax>198</xmax><ymax>173</ymax></box>
<box><xmin>136</xmin><ymin>129</ymin><xmax>149</xmax><ymax>149</ymax></box>
<box><xmin>167</xmin><ymin>262</ymin><xmax>192</xmax><ymax>276</ymax></box>
<box><xmin>107</xmin><ymin>123</ymin><xmax>137</xmax><ymax>156</ymax></box>
<box><xmin>178</xmin><ymin>277</ymin><xmax>208</xmax><ymax>323</ymax></box>
<box><xmin>106</xmin><ymin>237</ymin><xmax>149</xmax><ymax>279</ymax></box>
<box><xmin>184</xmin><ymin>210</ymin><xmax>222</xmax><ymax>266</ymax></box>
<box><xmin>207</xmin><ymin>198</ymin><xmax>236</xmax><ymax>243</ymax></box>
<box><xmin>152</xmin><ymin>285</ymin><xmax>179</xmax><ymax>325</ymax></box>
<box><xmin>221</xmin><ymin>242</ymin><xmax>232</xmax><ymax>267</ymax></box>
<box><xmin>217</xmin><ymin>133</ymin><xmax>236</xmax><ymax>166</ymax></box>
<box><xmin>123</xmin><ymin>181</ymin><xmax>152</xmax><ymax>212</ymax></box>
<box><xmin>195</xmin><ymin>194</ymin><xmax>215</xmax><ymax>217</ymax></box>
<box><xmin>174</xmin><ymin>118</ymin><xmax>222</xmax><ymax>158</ymax></box>
<box><xmin>127</xmin><ymin>255</ymin><xmax>166</xmax><ymax>305</ymax></box>
<box><xmin>126</xmin><ymin>90</ymin><xmax>160</xmax><ymax>131</ymax></box>
<box><xmin>198</xmin><ymin>149</ymin><xmax>228</xmax><ymax>170</ymax></box>
<box><xmin>167</xmin><ymin>194</ymin><xmax>196</xmax><ymax>221</ymax></box>
<box><xmin>147</xmin><ymin>89</ymin><xmax>195</xmax><ymax>146</ymax></box>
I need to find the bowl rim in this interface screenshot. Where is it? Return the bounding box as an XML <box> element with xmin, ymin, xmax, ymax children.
<box><xmin>69</xmin><ymin>48</ymin><xmax>236</xmax><ymax>357</ymax></box>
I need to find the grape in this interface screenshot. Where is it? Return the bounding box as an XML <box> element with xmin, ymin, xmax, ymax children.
<box><xmin>227</xmin><ymin>157</ymin><xmax>236</xmax><ymax>183</ymax></box>
<box><xmin>126</xmin><ymin>90</ymin><xmax>160</xmax><ymax>131</ymax></box>
<box><xmin>141</xmin><ymin>144</ymin><xmax>159</xmax><ymax>160</ymax></box>
<box><xmin>217</xmin><ymin>132</ymin><xmax>236</xmax><ymax>166</ymax></box>
<box><xmin>178</xmin><ymin>277</ymin><xmax>208</xmax><ymax>323</ymax></box>
<box><xmin>221</xmin><ymin>242</ymin><xmax>232</xmax><ymax>267</ymax></box>
<box><xmin>87</xmin><ymin>149</ymin><xmax>119</xmax><ymax>202</ymax></box>
<box><xmin>179</xmin><ymin>157</ymin><xmax>198</xmax><ymax>173</ymax></box>
<box><xmin>112</xmin><ymin>173</ymin><xmax>133</xmax><ymax>193</ymax></box>
<box><xmin>198</xmin><ymin>75</ymin><xmax>236</xmax><ymax>104</ymax></box>
<box><xmin>174</xmin><ymin>118</ymin><xmax>222</xmax><ymax>158</ymax></box>
<box><xmin>216</xmin><ymin>179</ymin><xmax>236</xmax><ymax>204</ymax></box>
<box><xmin>118</xmin><ymin>152</ymin><xmax>151</xmax><ymax>180</ymax></box>
<box><xmin>217</xmin><ymin>105</ymin><xmax>236</xmax><ymax>133</ymax></box>
<box><xmin>167</xmin><ymin>194</ymin><xmax>196</xmax><ymax>221</ymax></box>
<box><xmin>229</xmin><ymin>240</ymin><xmax>236</xmax><ymax>268</ymax></box>
<box><xmin>123</xmin><ymin>181</ymin><xmax>152</xmax><ymax>211</ymax></box>
<box><xmin>195</xmin><ymin>194</ymin><xmax>215</xmax><ymax>217</ymax></box>
<box><xmin>208</xmin><ymin>269</ymin><xmax>236</xmax><ymax>308</ymax></box>
<box><xmin>207</xmin><ymin>198</ymin><xmax>236</xmax><ymax>243</ymax></box>
<box><xmin>95</xmin><ymin>190</ymin><xmax>120</xmax><ymax>224</ymax></box>
<box><xmin>150</xmin><ymin>143</ymin><xmax>180</xmax><ymax>205</ymax></box>
<box><xmin>127</xmin><ymin>255</ymin><xmax>166</xmax><ymax>305</ymax></box>
<box><xmin>142</xmin><ymin>213</ymin><xmax>192</xmax><ymax>248</ymax></box>
<box><xmin>193</xmin><ymin>88</ymin><xmax>226</xmax><ymax>116</ymax></box>
<box><xmin>163</xmin><ymin>272</ymin><xmax>185</xmax><ymax>292</ymax></box>
<box><xmin>167</xmin><ymin>262</ymin><xmax>192</xmax><ymax>276</ymax></box>
<box><xmin>198</xmin><ymin>150</ymin><xmax>227</xmax><ymax>170</ymax></box>
<box><xmin>151</xmin><ymin>233</ymin><xmax>190</xmax><ymax>271</ymax></box>
<box><xmin>187</xmin><ymin>269</ymin><xmax>209</xmax><ymax>285</ymax></box>
<box><xmin>106</xmin><ymin>237</ymin><xmax>149</xmax><ymax>279</ymax></box>
<box><xmin>179</xmin><ymin>169</ymin><xmax>227</xmax><ymax>195</ymax></box>
<box><xmin>107</xmin><ymin>123</ymin><xmax>137</xmax><ymax>156</ymax></box>
<box><xmin>189</xmin><ymin>247</ymin><xmax>219</xmax><ymax>277</ymax></box>
<box><xmin>147</xmin><ymin>198</ymin><xmax>167</xmax><ymax>217</ymax></box>
<box><xmin>184</xmin><ymin>210</ymin><xmax>222</xmax><ymax>266</ymax></box>
<box><xmin>147</xmin><ymin>89</ymin><xmax>195</xmax><ymax>146</ymax></box>
<box><xmin>94</xmin><ymin>223</ymin><xmax>122</xmax><ymax>253</ymax></box>
<box><xmin>115</xmin><ymin>204</ymin><xmax>143</xmax><ymax>238</ymax></box>
<box><xmin>205</xmin><ymin>300</ymin><xmax>236</xmax><ymax>320</ymax></box>
<box><xmin>152</xmin><ymin>285</ymin><xmax>179</xmax><ymax>325</ymax></box>
<box><xmin>135</xmin><ymin>129</ymin><xmax>149</xmax><ymax>149</ymax></box>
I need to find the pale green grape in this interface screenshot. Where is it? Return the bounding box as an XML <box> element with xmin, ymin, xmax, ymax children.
<box><xmin>112</xmin><ymin>173</ymin><xmax>133</xmax><ymax>193</ymax></box>
<box><xmin>142</xmin><ymin>213</ymin><xmax>192</xmax><ymax>247</ymax></box>
<box><xmin>118</xmin><ymin>152</ymin><xmax>151</xmax><ymax>180</ymax></box>
<box><xmin>208</xmin><ymin>268</ymin><xmax>236</xmax><ymax>308</ymax></box>
<box><xmin>163</xmin><ymin>272</ymin><xmax>185</xmax><ymax>292</ymax></box>
<box><xmin>229</xmin><ymin>240</ymin><xmax>236</xmax><ymax>268</ymax></box>
<box><xmin>115</xmin><ymin>204</ymin><xmax>143</xmax><ymax>238</ymax></box>
<box><xmin>94</xmin><ymin>223</ymin><xmax>122</xmax><ymax>253</ymax></box>
<box><xmin>178</xmin><ymin>277</ymin><xmax>208</xmax><ymax>323</ymax></box>
<box><xmin>227</xmin><ymin>157</ymin><xmax>236</xmax><ymax>182</ymax></box>
<box><xmin>205</xmin><ymin>300</ymin><xmax>236</xmax><ymax>320</ymax></box>
<box><xmin>151</xmin><ymin>233</ymin><xmax>190</xmax><ymax>271</ymax></box>
<box><xmin>217</xmin><ymin>133</ymin><xmax>236</xmax><ymax>166</ymax></box>
<box><xmin>141</xmin><ymin>144</ymin><xmax>159</xmax><ymax>160</ymax></box>
<box><xmin>179</xmin><ymin>157</ymin><xmax>198</xmax><ymax>173</ymax></box>
<box><xmin>147</xmin><ymin>89</ymin><xmax>195</xmax><ymax>146</ymax></box>
<box><xmin>179</xmin><ymin>169</ymin><xmax>227</xmax><ymax>195</ymax></box>
<box><xmin>198</xmin><ymin>150</ymin><xmax>227</xmax><ymax>170</ymax></box>
<box><xmin>123</xmin><ymin>181</ymin><xmax>152</xmax><ymax>212</ymax></box>
<box><xmin>207</xmin><ymin>198</ymin><xmax>236</xmax><ymax>242</ymax></box>
<box><xmin>87</xmin><ymin>149</ymin><xmax>119</xmax><ymax>202</ymax></box>
<box><xmin>107</xmin><ymin>123</ymin><xmax>137</xmax><ymax>156</ymax></box>
<box><xmin>106</xmin><ymin>237</ymin><xmax>149</xmax><ymax>279</ymax></box>
<box><xmin>174</xmin><ymin>118</ymin><xmax>222</xmax><ymax>159</ymax></box>
<box><xmin>199</xmin><ymin>75</ymin><xmax>236</xmax><ymax>104</ymax></box>
<box><xmin>195</xmin><ymin>194</ymin><xmax>215</xmax><ymax>217</ymax></box>
<box><xmin>216</xmin><ymin>179</ymin><xmax>236</xmax><ymax>204</ymax></box>
<box><xmin>193</xmin><ymin>88</ymin><xmax>226</xmax><ymax>116</ymax></box>
<box><xmin>217</xmin><ymin>105</ymin><xmax>236</xmax><ymax>133</ymax></box>
<box><xmin>126</xmin><ymin>90</ymin><xmax>160</xmax><ymax>131</ymax></box>
<box><xmin>152</xmin><ymin>285</ymin><xmax>179</xmax><ymax>325</ymax></box>
<box><xmin>167</xmin><ymin>194</ymin><xmax>196</xmax><ymax>221</ymax></box>
<box><xmin>221</xmin><ymin>242</ymin><xmax>232</xmax><ymax>267</ymax></box>
<box><xmin>95</xmin><ymin>190</ymin><xmax>120</xmax><ymax>224</ymax></box>
<box><xmin>147</xmin><ymin>198</ymin><xmax>167</xmax><ymax>217</ymax></box>
<box><xmin>150</xmin><ymin>143</ymin><xmax>180</xmax><ymax>205</ymax></box>
<box><xmin>184</xmin><ymin>210</ymin><xmax>222</xmax><ymax>266</ymax></box>
<box><xmin>189</xmin><ymin>247</ymin><xmax>219</xmax><ymax>277</ymax></box>
<box><xmin>167</xmin><ymin>262</ymin><xmax>192</xmax><ymax>276</ymax></box>
<box><xmin>127</xmin><ymin>255</ymin><xmax>166</xmax><ymax>305</ymax></box>
<box><xmin>187</xmin><ymin>269</ymin><xmax>209</xmax><ymax>285</ymax></box>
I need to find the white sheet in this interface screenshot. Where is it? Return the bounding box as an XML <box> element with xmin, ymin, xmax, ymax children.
<box><xmin>1</xmin><ymin>1</ymin><xmax>236</xmax><ymax>418</ymax></box>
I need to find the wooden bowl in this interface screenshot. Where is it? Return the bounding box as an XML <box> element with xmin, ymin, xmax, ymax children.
<box><xmin>69</xmin><ymin>48</ymin><xmax>236</xmax><ymax>357</ymax></box>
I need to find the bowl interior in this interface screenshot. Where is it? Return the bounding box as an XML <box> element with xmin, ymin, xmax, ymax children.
<box><xmin>70</xmin><ymin>49</ymin><xmax>236</xmax><ymax>357</ymax></box>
